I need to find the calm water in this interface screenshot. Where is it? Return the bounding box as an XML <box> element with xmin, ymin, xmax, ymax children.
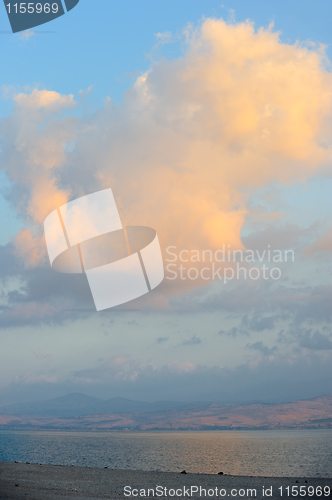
<box><xmin>0</xmin><ymin>430</ymin><xmax>331</xmax><ymax>477</ymax></box>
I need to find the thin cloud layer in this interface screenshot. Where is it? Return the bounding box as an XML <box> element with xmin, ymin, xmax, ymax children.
<box><xmin>3</xmin><ymin>351</ymin><xmax>331</xmax><ymax>404</ymax></box>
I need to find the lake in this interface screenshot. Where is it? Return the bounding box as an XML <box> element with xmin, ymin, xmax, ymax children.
<box><xmin>0</xmin><ymin>429</ymin><xmax>331</xmax><ymax>477</ymax></box>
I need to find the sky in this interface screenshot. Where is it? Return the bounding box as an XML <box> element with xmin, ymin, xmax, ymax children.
<box><xmin>0</xmin><ymin>1</ymin><xmax>331</xmax><ymax>406</ymax></box>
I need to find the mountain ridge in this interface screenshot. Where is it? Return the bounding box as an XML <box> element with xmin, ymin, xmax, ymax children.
<box><xmin>0</xmin><ymin>393</ymin><xmax>212</xmax><ymax>417</ymax></box>
<box><xmin>0</xmin><ymin>393</ymin><xmax>331</xmax><ymax>431</ymax></box>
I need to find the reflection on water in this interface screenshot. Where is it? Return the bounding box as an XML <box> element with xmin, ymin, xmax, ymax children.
<box><xmin>0</xmin><ymin>429</ymin><xmax>331</xmax><ymax>477</ymax></box>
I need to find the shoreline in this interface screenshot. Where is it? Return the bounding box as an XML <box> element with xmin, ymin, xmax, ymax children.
<box><xmin>0</xmin><ymin>462</ymin><xmax>331</xmax><ymax>500</ymax></box>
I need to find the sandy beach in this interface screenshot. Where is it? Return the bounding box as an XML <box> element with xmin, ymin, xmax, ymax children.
<box><xmin>0</xmin><ymin>462</ymin><xmax>331</xmax><ymax>500</ymax></box>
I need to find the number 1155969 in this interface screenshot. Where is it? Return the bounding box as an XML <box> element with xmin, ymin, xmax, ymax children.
<box><xmin>278</xmin><ymin>485</ymin><xmax>330</xmax><ymax>497</ymax></box>
<box><xmin>6</xmin><ymin>2</ymin><xmax>59</xmax><ymax>14</ymax></box>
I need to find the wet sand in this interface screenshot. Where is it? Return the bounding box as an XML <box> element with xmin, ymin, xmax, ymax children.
<box><xmin>0</xmin><ymin>462</ymin><xmax>331</xmax><ymax>500</ymax></box>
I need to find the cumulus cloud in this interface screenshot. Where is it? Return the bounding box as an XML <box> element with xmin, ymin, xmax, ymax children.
<box><xmin>181</xmin><ymin>335</ymin><xmax>202</xmax><ymax>346</ymax></box>
<box><xmin>218</xmin><ymin>327</ymin><xmax>240</xmax><ymax>338</ymax></box>
<box><xmin>2</xmin><ymin>19</ymin><xmax>332</xmax><ymax>261</ymax></box>
<box><xmin>279</xmin><ymin>327</ymin><xmax>332</xmax><ymax>351</ymax></box>
<box><xmin>305</xmin><ymin>226</ymin><xmax>332</xmax><ymax>256</ymax></box>
<box><xmin>156</xmin><ymin>337</ymin><xmax>168</xmax><ymax>344</ymax></box>
<box><xmin>0</xmin><ymin>17</ymin><xmax>331</xmax><ymax>325</ymax></box>
<box><xmin>14</xmin><ymin>89</ymin><xmax>75</xmax><ymax>111</ymax></box>
<box><xmin>299</xmin><ymin>331</ymin><xmax>332</xmax><ymax>350</ymax></box>
<box><xmin>74</xmin><ymin>19</ymin><xmax>331</xmax><ymax>258</ymax></box>
<box><xmin>0</xmin><ymin>243</ymin><xmax>94</xmax><ymax>328</ymax></box>
<box><xmin>217</xmin><ymin>315</ymin><xmax>278</xmax><ymax>338</ymax></box>
<box><xmin>246</xmin><ymin>341</ymin><xmax>278</xmax><ymax>356</ymax></box>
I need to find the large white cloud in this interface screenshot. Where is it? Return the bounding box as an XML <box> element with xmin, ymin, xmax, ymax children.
<box><xmin>1</xmin><ymin>19</ymin><xmax>331</xmax><ymax>265</ymax></box>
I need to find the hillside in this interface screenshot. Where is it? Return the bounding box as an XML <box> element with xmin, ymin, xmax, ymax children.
<box><xmin>0</xmin><ymin>394</ymin><xmax>331</xmax><ymax>430</ymax></box>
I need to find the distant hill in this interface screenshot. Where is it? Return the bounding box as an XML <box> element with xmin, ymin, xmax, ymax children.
<box><xmin>0</xmin><ymin>394</ymin><xmax>331</xmax><ymax>431</ymax></box>
<box><xmin>0</xmin><ymin>393</ymin><xmax>210</xmax><ymax>417</ymax></box>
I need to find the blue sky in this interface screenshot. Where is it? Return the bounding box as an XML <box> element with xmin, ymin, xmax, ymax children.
<box><xmin>0</xmin><ymin>1</ymin><xmax>331</xmax><ymax>405</ymax></box>
<box><xmin>1</xmin><ymin>0</ymin><xmax>332</xmax><ymax>109</ymax></box>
